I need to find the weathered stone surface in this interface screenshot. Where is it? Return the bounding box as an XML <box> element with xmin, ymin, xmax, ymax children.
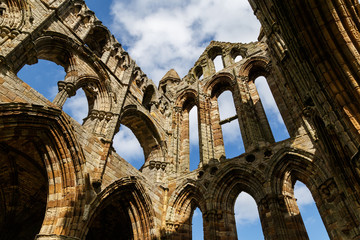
<box><xmin>0</xmin><ymin>0</ymin><xmax>360</xmax><ymax>240</ymax></box>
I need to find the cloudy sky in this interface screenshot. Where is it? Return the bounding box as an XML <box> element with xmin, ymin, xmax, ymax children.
<box><xmin>109</xmin><ymin>0</ymin><xmax>260</xmax><ymax>83</ymax></box>
<box><xmin>18</xmin><ymin>0</ymin><xmax>328</xmax><ymax>239</ymax></box>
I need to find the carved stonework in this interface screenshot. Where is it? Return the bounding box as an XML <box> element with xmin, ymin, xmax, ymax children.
<box><xmin>0</xmin><ymin>0</ymin><xmax>32</xmax><ymax>42</ymax></box>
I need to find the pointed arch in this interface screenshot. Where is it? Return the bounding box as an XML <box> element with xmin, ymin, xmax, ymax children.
<box><xmin>82</xmin><ymin>177</ymin><xmax>155</xmax><ymax>240</ymax></box>
<box><xmin>142</xmin><ymin>84</ymin><xmax>157</xmax><ymax>111</ymax></box>
<box><xmin>207</xmin><ymin>164</ymin><xmax>266</xmax><ymax>239</ymax></box>
<box><xmin>174</xmin><ymin>89</ymin><xmax>199</xmax><ymax>172</ymax></box>
<box><xmin>165</xmin><ymin>180</ymin><xmax>207</xmax><ymax>238</ymax></box>
<box><xmin>0</xmin><ymin>104</ymin><xmax>85</xmax><ymax>238</ymax></box>
<box><xmin>117</xmin><ymin>105</ymin><xmax>165</xmax><ymax>167</ymax></box>
<box><xmin>268</xmin><ymin>148</ymin><xmax>360</xmax><ymax>239</ymax></box>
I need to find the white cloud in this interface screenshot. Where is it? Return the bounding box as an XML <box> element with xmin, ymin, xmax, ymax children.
<box><xmin>113</xmin><ymin>125</ymin><xmax>145</xmax><ymax>168</ymax></box>
<box><xmin>235</xmin><ymin>192</ymin><xmax>259</xmax><ymax>225</ymax></box>
<box><xmin>218</xmin><ymin>90</ymin><xmax>236</xmax><ymax>120</ymax></box>
<box><xmin>110</xmin><ymin>0</ymin><xmax>260</xmax><ymax>83</ymax></box>
<box><xmin>63</xmin><ymin>89</ymin><xmax>88</xmax><ymax>123</ymax></box>
<box><xmin>189</xmin><ymin>106</ymin><xmax>199</xmax><ymax>145</ymax></box>
<box><xmin>294</xmin><ymin>182</ymin><xmax>314</xmax><ymax>207</ymax></box>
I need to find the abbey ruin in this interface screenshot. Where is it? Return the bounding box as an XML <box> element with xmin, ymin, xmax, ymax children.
<box><xmin>0</xmin><ymin>0</ymin><xmax>360</xmax><ymax>239</ymax></box>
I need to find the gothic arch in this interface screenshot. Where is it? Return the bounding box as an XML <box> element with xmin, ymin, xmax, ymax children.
<box><xmin>209</xmin><ymin>164</ymin><xmax>266</xmax><ymax>209</ymax></box>
<box><xmin>118</xmin><ymin>105</ymin><xmax>165</xmax><ymax>164</ymax></box>
<box><xmin>173</xmin><ymin>89</ymin><xmax>199</xmax><ymax>172</ymax></box>
<box><xmin>206</xmin><ymin>164</ymin><xmax>266</xmax><ymax>239</ymax></box>
<box><xmin>267</xmin><ymin>148</ymin><xmax>357</xmax><ymax>239</ymax></box>
<box><xmin>84</xmin><ymin>24</ymin><xmax>112</xmax><ymax>58</ymax></box>
<box><xmin>239</xmin><ymin>56</ymin><xmax>269</xmax><ymax>78</ymax></box>
<box><xmin>75</xmin><ymin>76</ymin><xmax>112</xmax><ymax>112</ymax></box>
<box><xmin>268</xmin><ymin>149</ymin><xmax>330</xmax><ymax>193</ymax></box>
<box><xmin>142</xmin><ymin>84</ymin><xmax>157</xmax><ymax>111</ymax></box>
<box><xmin>204</xmin><ymin>72</ymin><xmax>235</xmax><ymax>97</ymax></box>
<box><xmin>0</xmin><ymin>104</ymin><xmax>85</xmax><ymax>238</ymax></box>
<box><xmin>203</xmin><ymin>72</ymin><xmax>242</xmax><ymax>158</ymax></box>
<box><xmin>175</xmin><ymin>88</ymin><xmax>198</xmax><ymax>110</ymax></box>
<box><xmin>82</xmin><ymin>177</ymin><xmax>155</xmax><ymax>240</ymax></box>
<box><xmin>165</xmin><ymin>180</ymin><xmax>207</xmax><ymax>237</ymax></box>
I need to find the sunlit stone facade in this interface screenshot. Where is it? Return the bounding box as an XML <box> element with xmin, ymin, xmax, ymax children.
<box><xmin>0</xmin><ymin>0</ymin><xmax>360</xmax><ymax>239</ymax></box>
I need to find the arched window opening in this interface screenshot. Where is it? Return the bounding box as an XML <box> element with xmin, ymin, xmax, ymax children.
<box><xmin>113</xmin><ymin>124</ymin><xmax>144</xmax><ymax>170</ymax></box>
<box><xmin>84</xmin><ymin>26</ymin><xmax>109</xmax><ymax>58</ymax></box>
<box><xmin>234</xmin><ymin>55</ymin><xmax>243</xmax><ymax>62</ymax></box>
<box><xmin>189</xmin><ymin>106</ymin><xmax>200</xmax><ymax>171</ymax></box>
<box><xmin>213</xmin><ymin>55</ymin><xmax>224</xmax><ymax>72</ymax></box>
<box><xmin>86</xmin><ymin>194</ymin><xmax>134</xmax><ymax>240</ymax></box>
<box><xmin>17</xmin><ymin>59</ymin><xmax>89</xmax><ymax>124</ymax></box>
<box><xmin>192</xmin><ymin>207</ymin><xmax>204</xmax><ymax>239</ymax></box>
<box><xmin>17</xmin><ymin>59</ymin><xmax>65</xmax><ymax>101</ymax></box>
<box><xmin>254</xmin><ymin>76</ymin><xmax>289</xmax><ymax>142</ymax></box>
<box><xmin>195</xmin><ymin>65</ymin><xmax>203</xmax><ymax>80</ymax></box>
<box><xmin>63</xmin><ymin>88</ymin><xmax>89</xmax><ymax>124</ymax></box>
<box><xmin>142</xmin><ymin>85</ymin><xmax>156</xmax><ymax>111</ymax></box>
<box><xmin>235</xmin><ymin>192</ymin><xmax>264</xmax><ymax>239</ymax></box>
<box><xmin>218</xmin><ymin>90</ymin><xmax>244</xmax><ymax>157</ymax></box>
<box><xmin>294</xmin><ymin>181</ymin><xmax>329</xmax><ymax>240</ymax></box>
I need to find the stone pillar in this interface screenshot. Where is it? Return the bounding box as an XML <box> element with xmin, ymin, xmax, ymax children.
<box><xmin>204</xmin><ymin>208</ymin><xmax>236</xmax><ymax>240</ymax></box>
<box><xmin>53</xmin><ymin>81</ymin><xmax>76</xmax><ymax>107</ymax></box>
<box><xmin>222</xmin><ymin>49</ymin><xmax>234</xmax><ymax>68</ymax></box>
<box><xmin>259</xmin><ymin>194</ymin><xmax>308</xmax><ymax>240</ymax></box>
<box><xmin>209</xmin><ymin>95</ymin><xmax>226</xmax><ymax>159</ymax></box>
<box><xmin>198</xmin><ymin>93</ymin><xmax>214</xmax><ymax>165</ymax></box>
<box><xmin>236</xmin><ymin>76</ymin><xmax>269</xmax><ymax>151</ymax></box>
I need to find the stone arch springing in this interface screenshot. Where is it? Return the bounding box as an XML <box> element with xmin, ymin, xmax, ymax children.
<box><xmin>82</xmin><ymin>177</ymin><xmax>155</xmax><ymax>240</ymax></box>
<box><xmin>115</xmin><ymin>105</ymin><xmax>165</xmax><ymax>170</ymax></box>
<box><xmin>174</xmin><ymin>89</ymin><xmax>199</xmax><ymax>173</ymax></box>
<box><xmin>165</xmin><ymin>181</ymin><xmax>207</xmax><ymax>239</ymax></box>
<box><xmin>194</xmin><ymin>65</ymin><xmax>203</xmax><ymax>80</ymax></box>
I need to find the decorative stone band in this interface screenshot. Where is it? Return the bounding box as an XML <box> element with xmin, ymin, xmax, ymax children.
<box><xmin>89</xmin><ymin>109</ymin><xmax>114</xmax><ymax>121</ymax></box>
<box><xmin>149</xmin><ymin>160</ymin><xmax>168</xmax><ymax>170</ymax></box>
<box><xmin>57</xmin><ymin>81</ymin><xmax>76</xmax><ymax>97</ymax></box>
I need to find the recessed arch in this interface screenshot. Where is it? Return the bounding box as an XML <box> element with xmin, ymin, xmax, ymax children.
<box><xmin>207</xmin><ymin>165</ymin><xmax>266</xmax><ymax>239</ymax></box>
<box><xmin>174</xmin><ymin>89</ymin><xmax>199</xmax><ymax>172</ymax></box>
<box><xmin>0</xmin><ymin>104</ymin><xmax>85</xmax><ymax>239</ymax></box>
<box><xmin>84</xmin><ymin>25</ymin><xmax>112</xmax><ymax>58</ymax></box>
<box><xmin>82</xmin><ymin>177</ymin><xmax>155</xmax><ymax>240</ymax></box>
<box><xmin>165</xmin><ymin>181</ymin><xmax>207</xmax><ymax>238</ymax></box>
<box><xmin>142</xmin><ymin>84</ymin><xmax>157</xmax><ymax>111</ymax></box>
<box><xmin>115</xmin><ymin>105</ymin><xmax>164</xmax><ymax>168</ymax></box>
<box><xmin>268</xmin><ymin>149</ymin><xmax>354</xmax><ymax>239</ymax></box>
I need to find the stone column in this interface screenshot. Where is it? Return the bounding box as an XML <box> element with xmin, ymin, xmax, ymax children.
<box><xmin>259</xmin><ymin>194</ymin><xmax>308</xmax><ymax>240</ymax></box>
<box><xmin>52</xmin><ymin>81</ymin><xmax>76</xmax><ymax>107</ymax></box>
<box><xmin>198</xmin><ymin>93</ymin><xmax>214</xmax><ymax>165</ymax></box>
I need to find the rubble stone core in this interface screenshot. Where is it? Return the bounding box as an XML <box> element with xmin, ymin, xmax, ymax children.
<box><xmin>0</xmin><ymin>0</ymin><xmax>360</xmax><ymax>239</ymax></box>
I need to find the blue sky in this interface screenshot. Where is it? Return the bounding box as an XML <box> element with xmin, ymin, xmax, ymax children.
<box><xmin>17</xmin><ymin>0</ymin><xmax>329</xmax><ymax>239</ymax></box>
